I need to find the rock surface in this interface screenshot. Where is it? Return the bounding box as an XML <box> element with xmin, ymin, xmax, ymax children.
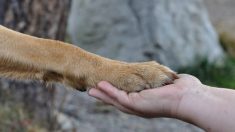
<box><xmin>205</xmin><ymin>0</ymin><xmax>235</xmax><ymax>25</ymax></box>
<box><xmin>68</xmin><ymin>0</ymin><xmax>224</xmax><ymax>69</ymax></box>
<box><xmin>205</xmin><ymin>0</ymin><xmax>235</xmax><ymax>57</ymax></box>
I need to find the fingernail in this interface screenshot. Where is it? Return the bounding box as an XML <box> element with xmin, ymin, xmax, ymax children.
<box><xmin>88</xmin><ymin>88</ymin><xmax>95</xmax><ymax>96</ymax></box>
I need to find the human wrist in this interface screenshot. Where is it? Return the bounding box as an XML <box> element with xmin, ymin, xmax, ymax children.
<box><xmin>173</xmin><ymin>83</ymin><xmax>209</xmax><ymax>125</ymax></box>
<box><xmin>175</xmin><ymin>83</ymin><xmax>231</xmax><ymax>132</ymax></box>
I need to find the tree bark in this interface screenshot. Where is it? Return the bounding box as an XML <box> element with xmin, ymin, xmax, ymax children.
<box><xmin>0</xmin><ymin>0</ymin><xmax>71</xmax><ymax>130</ymax></box>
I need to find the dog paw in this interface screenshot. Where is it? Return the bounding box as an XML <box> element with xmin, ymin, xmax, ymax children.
<box><xmin>102</xmin><ymin>61</ymin><xmax>178</xmax><ymax>92</ymax></box>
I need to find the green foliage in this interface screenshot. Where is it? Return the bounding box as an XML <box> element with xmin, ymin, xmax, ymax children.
<box><xmin>219</xmin><ymin>32</ymin><xmax>235</xmax><ymax>58</ymax></box>
<box><xmin>178</xmin><ymin>57</ymin><xmax>235</xmax><ymax>89</ymax></box>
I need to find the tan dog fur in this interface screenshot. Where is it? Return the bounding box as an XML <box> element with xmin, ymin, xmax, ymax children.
<box><xmin>0</xmin><ymin>25</ymin><xmax>177</xmax><ymax>92</ymax></box>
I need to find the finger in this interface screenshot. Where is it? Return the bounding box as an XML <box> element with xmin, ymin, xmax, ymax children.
<box><xmin>97</xmin><ymin>81</ymin><xmax>120</xmax><ymax>99</ymax></box>
<box><xmin>176</xmin><ymin>74</ymin><xmax>199</xmax><ymax>80</ymax></box>
<box><xmin>96</xmin><ymin>82</ymin><xmax>154</xmax><ymax>117</ymax></box>
<box><xmin>96</xmin><ymin>82</ymin><xmax>176</xmax><ymax>118</ymax></box>
<box><xmin>88</xmin><ymin>88</ymin><xmax>138</xmax><ymax>114</ymax></box>
<box><xmin>97</xmin><ymin>81</ymin><xmax>177</xmax><ymax>116</ymax></box>
<box><xmin>97</xmin><ymin>81</ymin><xmax>135</xmax><ymax>108</ymax></box>
<box><xmin>177</xmin><ymin>74</ymin><xmax>192</xmax><ymax>78</ymax></box>
<box><xmin>174</xmin><ymin>74</ymin><xmax>201</xmax><ymax>84</ymax></box>
<box><xmin>137</xmin><ymin>84</ymin><xmax>176</xmax><ymax>97</ymax></box>
<box><xmin>88</xmin><ymin>88</ymin><xmax>114</xmax><ymax>105</ymax></box>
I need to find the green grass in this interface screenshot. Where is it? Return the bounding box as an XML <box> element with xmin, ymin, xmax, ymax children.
<box><xmin>178</xmin><ymin>57</ymin><xmax>235</xmax><ymax>89</ymax></box>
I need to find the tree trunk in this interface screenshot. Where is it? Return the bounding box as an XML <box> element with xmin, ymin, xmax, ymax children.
<box><xmin>0</xmin><ymin>0</ymin><xmax>71</xmax><ymax>130</ymax></box>
<box><xmin>68</xmin><ymin>0</ymin><xmax>224</xmax><ymax>70</ymax></box>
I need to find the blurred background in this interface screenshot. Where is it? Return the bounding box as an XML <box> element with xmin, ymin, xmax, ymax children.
<box><xmin>0</xmin><ymin>0</ymin><xmax>234</xmax><ymax>131</ymax></box>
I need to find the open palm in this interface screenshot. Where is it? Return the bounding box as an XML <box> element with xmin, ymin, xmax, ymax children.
<box><xmin>88</xmin><ymin>74</ymin><xmax>202</xmax><ymax>118</ymax></box>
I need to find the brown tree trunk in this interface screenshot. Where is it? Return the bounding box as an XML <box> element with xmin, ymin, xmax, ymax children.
<box><xmin>0</xmin><ymin>0</ymin><xmax>71</xmax><ymax>130</ymax></box>
<box><xmin>0</xmin><ymin>0</ymin><xmax>70</xmax><ymax>40</ymax></box>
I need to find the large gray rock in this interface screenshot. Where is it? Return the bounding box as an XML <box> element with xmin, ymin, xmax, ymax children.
<box><xmin>67</xmin><ymin>0</ymin><xmax>224</xmax><ymax>69</ymax></box>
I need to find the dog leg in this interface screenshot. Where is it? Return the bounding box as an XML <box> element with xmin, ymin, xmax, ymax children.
<box><xmin>0</xmin><ymin>26</ymin><xmax>177</xmax><ymax>92</ymax></box>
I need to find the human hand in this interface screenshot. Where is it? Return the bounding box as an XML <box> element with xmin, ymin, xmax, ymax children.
<box><xmin>88</xmin><ymin>74</ymin><xmax>203</xmax><ymax>118</ymax></box>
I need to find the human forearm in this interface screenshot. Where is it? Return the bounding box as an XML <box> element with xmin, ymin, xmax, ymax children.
<box><xmin>177</xmin><ymin>85</ymin><xmax>235</xmax><ymax>132</ymax></box>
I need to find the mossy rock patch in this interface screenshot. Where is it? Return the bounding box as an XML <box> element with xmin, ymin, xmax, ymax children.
<box><xmin>216</xmin><ymin>21</ymin><xmax>235</xmax><ymax>58</ymax></box>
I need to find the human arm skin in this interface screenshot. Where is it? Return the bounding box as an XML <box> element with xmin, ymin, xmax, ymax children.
<box><xmin>88</xmin><ymin>74</ymin><xmax>235</xmax><ymax>132</ymax></box>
